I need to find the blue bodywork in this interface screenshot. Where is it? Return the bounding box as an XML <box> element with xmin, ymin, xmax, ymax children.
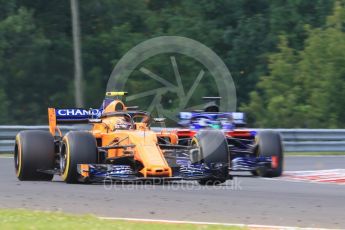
<box><xmin>178</xmin><ymin>111</ymin><xmax>246</xmax><ymax>130</ymax></box>
<box><xmin>54</xmin><ymin>98</ymin><xmax>115</xmax><ymax>122</ymax></box>
<box><xmin>55</xmin><ymin>108</ymin><xmax>102</xmax><ymax>122</ymax></box>
<box><xmin>77</xmin><ymin>161</ymin><xmax>217</xmax><ymax>182</ymax></box>
<box><xmin>177</xmin><ymin>111</ymin><xmax>272</xmax><ymax>173</ymax></box>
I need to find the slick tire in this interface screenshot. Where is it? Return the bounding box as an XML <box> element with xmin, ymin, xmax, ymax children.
<box><xmin>252</xmin><ymin>131</ymin><xmax>283</xmax><ymax>177</ymax></box>
<box><xmin>60</xmin><ymin>131</ymin><xmax>97</xmax><ymax>183</ymax></box>
<box><xmin>14</xmin><ymin>131</ymin><xmax>55</xmax><ymax>181</ymax></box>
<box><xmin>192</xmin><ymin>130</ymin><xmax>229</xmax><ymax>185</ymax></box>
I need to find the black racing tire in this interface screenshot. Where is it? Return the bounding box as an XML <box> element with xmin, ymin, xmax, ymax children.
<box><xmin>192</xmin><ymin>130</ymin><xmax>229</xmax><ymax>185</ymax></box>
<box><xmin>60</xmin><ymin>131</ymin><xmax>97</xmax><ymax>183</ymax></box>
<box><xmin>251</xmin><ymin>170</ymin><xmax>259</xmax><ymax>177</ymax></box>
<box><xmin>14</xmin><ymin>131</ymin><xmax>55</xmax><ymax>181</ymax></box>
<box><xmin>252</xmin><ymin>131</ymin><xmax>284</xmax><ymax>177</ymax></box>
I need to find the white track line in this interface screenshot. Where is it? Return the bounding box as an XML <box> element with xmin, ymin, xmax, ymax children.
<box><xmin>99</xmin><ymin>216</ymin><xmax>339</xmax><ymax>230</ymax></box>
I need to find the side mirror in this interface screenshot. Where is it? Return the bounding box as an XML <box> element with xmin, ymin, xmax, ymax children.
<box><xmin>89</xmin><ymin>119</ymin><xmax>102</xmax><ymax>123</ymax></box>
<box><xmin>153</xmin><ymin>118</ymin><xmax>166</xmax><ymax>123</ymax></box>
<box><xmin>126</xmin><ymin>106</ymin><xmax>139</xmax><ymax>111</ymax></box>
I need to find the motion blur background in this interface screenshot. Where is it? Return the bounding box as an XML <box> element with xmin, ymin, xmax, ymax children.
<box><xmin>0</xmin><ymin>0</ymin><xmax>344</xmax><ymax>128</ymax></box>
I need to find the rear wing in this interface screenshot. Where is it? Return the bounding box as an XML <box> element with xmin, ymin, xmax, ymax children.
<box><xmin>48</xmin><ymin>108</ymin><xmax>102</xmax><ymax>136</ymax></box>
<box><xmin>231</xmin><ymin>112</ymin><xmax>246</xmax><ymax>127</ymax></box>
<box><xmin>48</xmin><ymin>92</ymin><xmax>128</xmax><ymax>136</ymax></box>
<box><xmin>178</xmin><ymin>112</ymin><xmax>246</xmax><ymax>127</ymax></box>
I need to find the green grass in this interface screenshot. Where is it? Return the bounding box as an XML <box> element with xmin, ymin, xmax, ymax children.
<box><xmin>286</xmin><ymin>152</ymin><xmax>345</xmax><ymax>156</ymax></box>
<box><xmin>0</xmin><ymin>209</ymin><xmax>245</xmax><ymax>230</ymax></box>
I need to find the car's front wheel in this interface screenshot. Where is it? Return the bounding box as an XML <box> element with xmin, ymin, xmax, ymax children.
<box><xmin>252</xmin><ymin>131</ymin><xmax>284</xmax><ymax>177</ymax></box>
<box><xmin>191</xmin><ymin>130</ymin><xmax>230</xmax><ymax>185</ymax></box>
<box><xmin>60</xmin><ymin>131</ymin><xmax>98</xmax><ymax>183</ymax></box>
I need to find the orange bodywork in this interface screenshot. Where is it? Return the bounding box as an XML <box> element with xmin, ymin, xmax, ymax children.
<box><xmin>79</xmin><ymin>164</ymin><xmax>90</xmax><ymax>177</ymax></box>
<box><xmin>49</xmin><ymin>99</ymin><xmax>175</xmax><ymax>178</ymax></box>
<box><xmin>48</xmin><ymin>108</ymin><xmax>58</xmax><ymax>136</ymax></box>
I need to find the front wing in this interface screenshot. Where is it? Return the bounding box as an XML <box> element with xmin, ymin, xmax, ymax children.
<box><xmin>76</xmin><ymin>163</ymin><xmax>228</xmax><ymax>183</ymax></box>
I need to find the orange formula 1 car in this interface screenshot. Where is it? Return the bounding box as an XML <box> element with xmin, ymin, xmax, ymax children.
<box><xmin>14</xmin><ymin>92</ymin><xmax>230</xmax><ymax>184</ymax></box>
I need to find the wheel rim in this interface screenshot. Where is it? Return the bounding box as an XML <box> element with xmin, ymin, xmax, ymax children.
<box><xmin>14</xmin><ymin>144</ymin><xmax>19</xmax><ymax>174</ymax></box>
<box><xmin>190</xmin><ymin>137</ymin><xmax>202</xmax><ymax>163</ymax></box>
<box><xmin>60</xmin><ymin>144</ymin><xmax>67</xmax><ymax>175</ymax></box>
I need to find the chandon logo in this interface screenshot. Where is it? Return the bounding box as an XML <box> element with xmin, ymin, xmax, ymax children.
<box><xmin>56</xmin><ymin>109</ymin><xmax>101</xmax><ymax>117</ymax></box>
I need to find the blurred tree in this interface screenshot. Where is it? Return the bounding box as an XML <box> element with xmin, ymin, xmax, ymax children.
<box><xmin>242</xmin><ymin>1</ymin><xmax>345</xmax><ymax>128</ymax></box>
<box><xmin>224</xmin><ymin>0</ymin><xmax>334</xmax><ymax>104</ymax></box>
<box><xmin>297</xmin><ymin>0</ymin><xmax>345</xmax><ymax>128</ymax></box>
<box><xmin>0</xmin><ymin>0</ymin><xmax>340</xmax><ymax>126</ymax></box>
<box><xmin>80</xmin><ymin>0</ymin><xmax>149</xmax><ymax>107</ymax></box>
<box><xmin>0</xmin><ymin>88</ymin><xmax>8</xmax><ymax>123</ymax></box>
<box><xmin>241</xmin><ymin>36</ymin><xmax>307</xmax><ymax>127</ymax></box>
<box><xmin>0</xmin><ymin>8</ymin><xmax>52</xmax><ymax>124</ymax></box>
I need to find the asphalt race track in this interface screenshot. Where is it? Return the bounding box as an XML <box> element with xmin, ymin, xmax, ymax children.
<box><xmin>1</xmin><ymin>156</ymin><xmax>344</xmax><ymax>229</ymax></box>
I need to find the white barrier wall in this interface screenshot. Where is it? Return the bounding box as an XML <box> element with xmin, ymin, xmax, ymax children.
<box><xmin>1</xmin><ymin>126</ymin><xmax>345</xmax><ymax>152</ymax></box>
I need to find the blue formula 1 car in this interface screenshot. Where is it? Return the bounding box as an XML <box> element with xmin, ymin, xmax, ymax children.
<box><xmin>175</xmin><ymin>97</ymin><xmax>284</xmax><ymax>177</ymax></box>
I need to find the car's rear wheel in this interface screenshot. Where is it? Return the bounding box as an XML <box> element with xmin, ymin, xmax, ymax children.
<box><xmin>252</xmin><ymin>131</ymin><xmax>283</xmax><ymax>177</ymax></box>
<box><xmin>60</xmin><ymin>131</ymin><xmax>97</xmax><ymax>183</ymax></box>
<box><xmin>14</xmin><ymin>131</ymin><xmax>55</xmax><ymax>181</ymax></box>
<box><xmin>191</xmin><ymin>130</ymin><xmax>229</xmax><ymax>185</ymax></box>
